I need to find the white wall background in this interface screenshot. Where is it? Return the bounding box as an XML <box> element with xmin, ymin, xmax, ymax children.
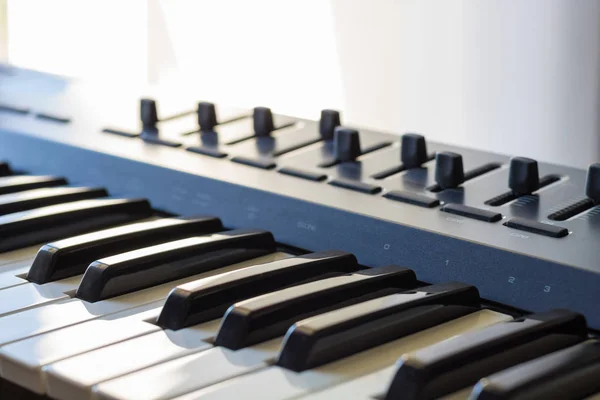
<box><xmin>0</xmin><ymin>0</ymin><xmax>8</xmax><ymax>61</ymax></box>
<box><xmin>331</xmin><ymin>0</ymin><xmax>600</xmax><ymax>167</ymax></box>
<box><xmin>5</xmin><ymin>0</ymin><xmax>147</xmax><ymax>82</ymax></box>
<box><xmin>4</xmin><ymin>0</ymin><xmax>600</xmax><ymax>167</ymax></box>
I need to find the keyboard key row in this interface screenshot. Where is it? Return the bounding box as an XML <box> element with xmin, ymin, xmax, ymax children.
<box><xmin>0</xmin><ymin>176</ymin><xmax>593</xmax><ymax>400</ymax></box>
<box><xmin>0</xmin><ymin>238</ymin><xmax>595</xmax><ymax>400</ymax></box>
<box><xmin>27</xmin><ymin>216</ymin><xmax>224</xmax><ymax>284</ymax></box>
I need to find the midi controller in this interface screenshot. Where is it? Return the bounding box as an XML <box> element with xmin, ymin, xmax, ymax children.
<box><xmin>0</xmin><ymin>65</ymin><xmax>598</xmax><ymax>399</ymax></box>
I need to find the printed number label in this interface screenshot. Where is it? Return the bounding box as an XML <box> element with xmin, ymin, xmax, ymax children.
<box><xmin>383</xmin><ymin>244</ymin><xmax>391</xmax><ymax>250</ymax></box>
<box><xmin>544</xmin><ymin>285</ymin><xmax>551</xmax><ymax>293</ymax></box>
<box><xmin>508</xmin><ymin>276</ymin><xmax>516</xmax><ymax>284</ymax></box>
<box><xmin>445</xmin><ymin>260</ymin><xmax>450</xmax><ymax>266</ymax></box>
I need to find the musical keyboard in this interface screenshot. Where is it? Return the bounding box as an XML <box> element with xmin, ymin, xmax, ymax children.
<box><xmin>0</xmin><ymin>65</ymin><xmax>598</xmax><ymax>399</ymax></box>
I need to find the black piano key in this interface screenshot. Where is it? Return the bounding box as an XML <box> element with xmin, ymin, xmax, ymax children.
<box><xmin>277</xmin><ymin>282</ymin><xmax>480</xmax><ymax>372</ymax></box>
<box><xmin>384</xmin><ymin>309</ymin><xmax>588</xmax><ymax>400</ymax></box>
<box><xmin>26</xmin><ymin>216</ymin><xmax>223</xmax><ymax>284</ymax></box>
<box><xmin>75</xmin><ymin>229</ymin><xmax>276</xmax><ymax>302</ymax></box>
<box><xmin>0</xmin><ymin>162</ymin><xmax>12</xmax><ymax>177</ymax></box>
<box><xmin>214</xmin><ymin>265</ymin><xmax>417</xmax><ymax>350</ymax></box>
<box><xmin>471</xmin><ymin>340</ymin><xmax>600</xmax><ymax>400</ymax></box>
<box><xmin>0</xmin><ymin>186</ymin><xmax>108</xmax><ymax>216</ymax></box>
<box><xmin>0</xmin><ymin>175</ymin><xmax>67</xmax><ymax>195</ymax></box>
<box><xmin>0</xmin><ymin>198</ymin><xmax>153</xmax><ymax>253</ymax></box>
<box><xmin>157</xmin><ymin>250</ymin><xmax>360</xmax><ymax>330</ymax></box>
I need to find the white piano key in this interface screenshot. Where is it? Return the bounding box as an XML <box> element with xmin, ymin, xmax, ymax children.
<box><xmin>0</xmin><ymin>290</ymin><xmax>162</xmax><ymax>347</ymax></box>
<box><xmin>468</xmin><ymin>340</ymin><xmax>600</xmax><ymax>400</ymax></box>
<box><xmin>0</xmin><ymin>246</ymin><xmax>45</xmax><ymax>290</ymax></box>
<box><xmin>172</xmin><ymin>310</ymin><xmax>512</xmax><ymax>400</ymax></box>
<box><xmin>0</xmin><ymin>265</ymin><xmax>30</xmax><ymax>290</ymax></box>
<box><xmin>0</xmin><ymin>257</ymin><xmax>34</xmax><ymax>272</ymax></box>
<box><xmin>439</xmin><ymin>387</ymin><xmax>472</xmax><ymax>400</ymax></box>
<box><xmin>301</xmin><ymin>309</ymin><xmax>515</xmax><ymax>400</ymax></box>
<box><xmin>0</xmin><ymin>252</ymin><xmax>289</xmax><ymax>347</ymax></box>
<box><xmin>0</xmin><ymin>244</ymin><xmax>40</xmax><ymax>268</ymax></box>
<box><xmin>299</xmin><ymin>367</ymin><xmax>396</xmax><ymax>400</ymax></box>
<box><xmin>40</xmin><ymin>252</ymin><xmax>291</xmax><ymax>400</ymax></box>
<box><xmin>94</xmin><ymin>337</ymin><xmax>283</xmax><ymax>400</ymax></box>
<box><xmin>44</xmin><ymin>324</ymin><xmax>217</xmax><ymax>400</ymax></box>
<box><xmin>302</xmin><ymin>309</ymin><xmax>516</xmax><ymax>400</ymax></box>
<box><xmin>0</xmin><ymin>304</ymin><xmax>163</xmax><ymax>394</ymax></box>
<box><xmin>0</xmin><ymin>255</ymin><xmax>44</xmax><ymax>290</ymax></box>
<box><xmin>0</xmin><ymin>274</ymin><xmax>81</xmax><ymax>317</ymax></box>
<box><xmin>585</xmin><ymin>394</ymin><xmax>600</xmax><ymax>400</ymax></box>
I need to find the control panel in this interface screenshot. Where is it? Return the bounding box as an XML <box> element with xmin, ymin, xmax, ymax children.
<box><xmin>1</xmin><ymin>65</ymin><xmax>599</xmax><ymax>328</ymax></box>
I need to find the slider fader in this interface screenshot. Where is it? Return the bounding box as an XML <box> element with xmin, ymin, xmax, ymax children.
<box><xmin>0</xmin><ymin>65</ymin><xmax>599</xmax><ymax>332</ymax></box>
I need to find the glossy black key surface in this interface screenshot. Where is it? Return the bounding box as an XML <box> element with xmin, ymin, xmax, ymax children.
<box><xmin>277</xmin><ymin>167</ymin><xmax>327</xmax><ymax>182</ymax></box>
<box><xmin>157</xmin><ymin>250</ymin><xmax>360</xmax><ymax>330</ymax></box>
<box><xmin>277</xmin><ymin>282</ymin><xmax>480</xmax><ymax>371</ymax></box>
<box><xmin>0</xmin><ymin>186</ymin><xmax>108</xmax><ymax>216</ymax></box>
<box><xmin>230</xmin><ymin>156</ymin><xmax>276</xmax><ymax>170</ymax></box>
<box><xmin>328</xmin><ymin>179</ymin><xmax>382</xmax><ymax>194</ymax></box>
<box><xmin>383</xmin><ymin>190</ymin><xmax>440</xmax><ymax>208</ymax></box>
<box><xmin>441</xmin><ymin>203</ymin><xmax>503</xmax><ymax>223</ymax></box>
<box><xmin>214</xmin><ymin>265</ymin><xmax>417</xmax><ymax>350</ymax></box>
<box><xmin>384</xmin><ymin>309</ymin><xmax>588</xmax><ymax>400</ymax></box>
<box><xmin>504</xmin><ymin>217</ymin><xmax>569</xmax><ymax>238</ymax></box>
<box><xmin>186</xmin><ymin>143</ymin><xmax>228</xmax><ymax>159</ymax></box>
<box><xmin>0</xmin><ymin>198</ymin><xmax>153</xmax><ymax>253</ymax></box>
<box><xmin>471</xmin><ymin>340</ymin><xmax>600</xmax><ymax>400</ymax></box>
<box><xmin>27</xmin><ymin>216</ymin><xmax>223</xmax><ymax>284</ymax></box>
<box><xmin>76</xmin><ymin>229</ymin><xmax>276</xmax><ymax>302</ymax></box>
<box><xmin>0</xmin><ymin>175</ymin><xmax>67</xmax><ymax>195</ymax></box>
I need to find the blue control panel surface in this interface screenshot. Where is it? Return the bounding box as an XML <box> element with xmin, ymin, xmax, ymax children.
<box><xmin>1</xmin><ymin>66</ymin><xmax>599</xmax><ymax>328</ymax></box>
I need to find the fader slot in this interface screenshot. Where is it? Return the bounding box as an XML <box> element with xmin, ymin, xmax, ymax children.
<box><xmin>34</xmin><ymin>113</ymin><xmax>71</xmax><ymax>124</ymax></box>
<box><xmin>228</xmin><ymin>124</ymin><xmax>322</xmax><ymax>169</ymax></box>
<box><xmin>223</xmin><ymin>107</ymin><xmax>296</xmax><ymax>146</ymax></box>
<box><xmin>548</xmin><ymin>198</ymin><xmax>595</xmax><ymax>221</ymax></box>
<box><xmin>428</xmin><ymin>162</ymin><xmax>501</xmax><ymax>192</ymax></box>
<box><xmin>0</xmin><ymin>103</ymin><xmax>29</xmax><ymax>115</ymax></box>
<box><xmin>327</xmin><ymin>146</ymin><xmax>400</xmax><ymax>182</ymax></box>
<box><xmin>486</xmin><ymin>174</ymin><xmax>561</xmax><ymax>206</ymax></box>
<box><xmin>381</xmin><ymin>147</ymin><xmax>505</xmax><ymax>196</ymax></box>
<box><xmin>185</xmin><ymin>113</ymin><xmax>266</xmax><ymax>158</ymax></box>
<box><xmin>318</xmin><ymin>142</ymin><xmax>391</xmax><ymax>168</ymax></box>
<box><xmin>371</xmin><ymin>134</ymin><xmax>437</xmax><ymax>180</ymax></box>
<box><xmin>371</xmin><ymin>155</ymin><xmax>436</xmax><ymax>180</ymax></box>
<box><xmin>320</xmin><ymin>138</ymin><xmax>403</xmax><ymax>194</ymax></box>
<box><xmin>101</xmin><ymin>98</ymin><xmax>196</xmax><ymax>139</ymax></box>
<box><xmin>186</xmin><ymin>132</ymin><xmax>229</xmax><ymax>158</ymax></box>
<box><xmin>548</xmin><ymin>163</ymin><xmax>600</xmax><ymax>221</ymax></box>
<box><xmin>277</xmin><ymin>125</ymin><xmax>395</xmax><ymax>180</ymax></box>
<box><xmin>145</xmin><ymin>108</ymin><xmax>247</xmax><ymax>148</ymax></box>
